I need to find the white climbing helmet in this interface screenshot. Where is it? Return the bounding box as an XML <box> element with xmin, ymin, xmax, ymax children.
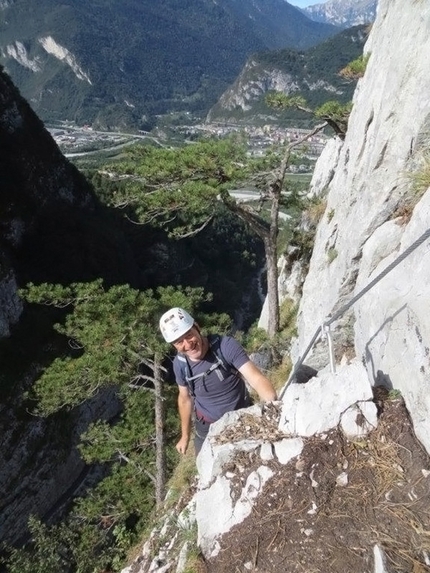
<box><xmin>159</xmin><ymin>307</ymin><xmax>195</xmax><ymax>343</ymax></box>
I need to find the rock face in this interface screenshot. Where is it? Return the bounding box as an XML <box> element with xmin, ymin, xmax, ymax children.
<box><xmin>303</xmin><ymin>0</ymin><xmax>377</xmax><ymax>28</ymax></box>
<box><xmin>0</xmin><ymin>269</ymin><xmax>22</xmax><ymax>337</ymax></box>
<box><xmin>0</xmin><ymin>66</ymin><xmax>140</xmax><ymax>333</ymax></box>
<box><xmin>292</xmin><ymin>0</ymin><xmax>430</xmax><ymax>452</ymax></box>
<box><xmin>0</xmin><ymin>388</ymin><xmax>121</xmax><ymax>544</ymax></box>
<box><xmin>208</xmin><ymin>58</ymin><xmax>301</xmax><ymax>117</ymax></box>
<box><xmin>124</xmin><ymin>365</ymin><xmax>430</xmax><ymax>573</ymax></box>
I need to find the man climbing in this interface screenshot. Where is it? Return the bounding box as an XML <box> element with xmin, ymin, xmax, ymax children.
<box><xmin>159</xmin><ymin>307</ymin><xmax>277</xmax><ymax>455</ymax></box>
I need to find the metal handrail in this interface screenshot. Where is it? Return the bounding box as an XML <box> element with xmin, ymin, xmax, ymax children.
<box><xmin>279</xmin><ymin>225</ymin><xmax>430</xmax><ymax>399</ymax></box>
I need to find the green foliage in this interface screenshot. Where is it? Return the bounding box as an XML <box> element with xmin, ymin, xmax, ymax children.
<box><xmin>99</xmin><ymin>137</ymin><xmax>249</xmax><ymax>237</ymax></box>
<box><xmin>279</xmin><ymin>297</ymin><xmax>298</xmax><ymax>341</ymax></box>
<box><xmin>2</xmin><ymin>514</ymin><xmax>129</xmax><ymax>573</ymax></box>
<box><xmin>241</xmin><ymin>298</ymin><xmax>297</xmax><ymax>354</ymax></box>
<box><xmin>180</xmin><ymin>534</ymin><xmax>203</xmax><ymax>573</ymax></box>
<box><xmin>79</xmin><ymin>390</ymin><xmax>155</xmax><ymax>464</ymax></box>
<box><xmin>9</xmin><ymin>280</ymin><xmax>229</xmax><ymax>571</ymax></box>
<box><xmin>3</xmin><ymin>516</ymin><xmax>76</xmax><ymax>573</ymax></box>
<box><xmin>289</xmin><ymin>227</ymin><xmax>316</xmax><ymax>266</ymax></box>
<box><xmin>89</xmin><ymin>136</ymin><xmax>275</xmax><ymax>334</ymax></box>
<box><xmin>241</xmin><ymin>323</ymin><xmax>271</xmax><ymax>354</ymax></box>
<box><xmin>165</xmin><ymin>448</ymin><xmax>197</xmax><ymax>506</ymax></box>
<box><xmin>21</xmin><ymin>280</ymin><xmax>211</xmax><ymax>414</ymax></box>
<box><xmin>305</xmin><ymin>196</ymin><xmax>327</xmax><ymax>225</ymax></box>
<box><xmin>340</xmin><ymin>53</ymin><xmax>370</xmax><ymax>79</ymax></box>
<box><xmin>315</xmin><ymin>100</ymin><xmax>352</xmax><ymax>126</ymax></box>
<box><xmin>388</xmin><ymin>389</ymin><xmax>402</xmax><ymax>399</ymax></box>
<box><xmin>266</xmin><ymin>92</ymin><xmax>308</xmax><ymax>111</ymax></box>
<box><xmin>266</xmin><ymin>91</ymin><xmax>352</xmax><ymax>137</ymax></box>
<box><xmin>89</xmin><ymin>154</ymin><xmax>265</xmax><ymax>324</ymax></box>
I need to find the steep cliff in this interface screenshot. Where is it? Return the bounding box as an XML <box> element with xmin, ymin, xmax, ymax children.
<box><xmin>0</xmin><ymin>65</ymin><xmax>139</xmax><ymax>335</ymax></box>
<box><xmin>0</xmin><ymin>65</ymin><xmax>93</xmax><ymax>336</ymax></box>
<box><xmin>293</xmin><ymin>0</ymin><xmax>430</xmax><ymax>452</ymax></box>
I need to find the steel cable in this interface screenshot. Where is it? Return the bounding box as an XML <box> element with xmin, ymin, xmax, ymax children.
<box><xmin>279</xmin><ymin>226</ymin><xmax>430</xmax><ymax>399</ymax></box>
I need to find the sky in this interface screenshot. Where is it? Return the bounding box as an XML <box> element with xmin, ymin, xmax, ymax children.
<box><xmin>290</xmin><ymin>0</ymin><xmax>328</xmax><ymax>7</ymax></box>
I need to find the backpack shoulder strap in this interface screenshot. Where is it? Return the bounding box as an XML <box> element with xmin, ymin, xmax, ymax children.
<box><xmin>207</xmin><ymin>334</ymin><xmax>238</xmax><ymax>374</ymax></box>
<box><xmin>177</xmin><ymin>354</ymin><xmax>195</xmax><ymax>396</ymax></box>
<box><xmin>177</xmin><ymin>353</ymin><xmax>191</xmax><ymax>381</ymax></box>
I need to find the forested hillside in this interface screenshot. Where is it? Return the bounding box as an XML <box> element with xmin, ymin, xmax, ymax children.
<box><xmin>0</xmin><ymin>0</ymin><xmax>337</xmax><ymax>128</ymax></box>
<box><xmin>208</xmin><ymin>25</ymin><xmax>368</xmax><ymax>123</ymax></box>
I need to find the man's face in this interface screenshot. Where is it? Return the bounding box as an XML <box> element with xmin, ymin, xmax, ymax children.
<box><xmin>172</xmin><ymin>326</ymin><xmax>206</xmax><ymax>361</ymax></box>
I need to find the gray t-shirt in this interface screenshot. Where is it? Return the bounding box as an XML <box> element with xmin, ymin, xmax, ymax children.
<box><xmin>173</xmin><ymin>335</ymin><xmax>250</xmax><ymax>423</ymax></box>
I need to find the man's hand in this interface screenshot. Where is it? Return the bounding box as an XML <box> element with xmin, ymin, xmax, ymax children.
<box><xmin>176</xmin><ymin>435</ymin><xmax>190</xmax><ymax>454</ymax></box>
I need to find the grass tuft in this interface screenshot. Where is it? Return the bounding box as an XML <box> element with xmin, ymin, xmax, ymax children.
<box><xmin>408</xmin><ymin>149</ymin><xmax>430</xmax><ymax>197</ymax></box>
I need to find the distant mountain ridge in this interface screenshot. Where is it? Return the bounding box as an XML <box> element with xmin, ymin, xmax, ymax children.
<box><xmin>0</xmin><ymin>0</ymin><xmax>337</xmax><ymax>129</ymax></box>
<box><xmin>207</xmin><ymin>25</ymin><xmax>368</xmax><ymax>124</ymax></box>
<box><xmin>302</xmin><ymin>0</ymin><xmax>377</xmax><ymax>28</ymax></box>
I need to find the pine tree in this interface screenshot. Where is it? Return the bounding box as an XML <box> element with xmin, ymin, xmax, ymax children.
<box><xmin>9</xmin><ymin>281</ymin><xmax>221</xmax><ymax>570</ymax></box>
<box><xmin>95</xmin><ymin>136</ymin><xmax>304</xmax><ymax>339</ymax></box>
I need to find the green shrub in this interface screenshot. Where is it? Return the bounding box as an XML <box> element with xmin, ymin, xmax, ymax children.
<box><xmin>279</xmin><ymin>297</ymin><xmax>298</xmax><ymax>341</ymax></box>
<box><xmin>340</xmin><ymin>54</ymin><xmax>370</xmax><ymax>79</ymax></box>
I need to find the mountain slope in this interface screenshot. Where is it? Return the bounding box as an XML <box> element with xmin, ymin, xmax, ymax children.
<box><xmin>303</xmin><ymin>0</ymin><xmax>377</xmax><ymax>28</ymax></box>
<box><xmin>0</xmin><ymin>0</ymin><xmax>338</xmax><ymax>129</ymax></box>
<box><xmin>207</xmin><ymin>25</ymin><xmax>368</xmax><ymax>123</ymax></box>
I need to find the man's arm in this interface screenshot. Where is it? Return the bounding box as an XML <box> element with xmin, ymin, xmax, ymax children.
<box><xmin>176</xmin><ymin>385</ymin><xmax>193</xmax><ymax>454</ymax></box>
<box><xmin>238</xmin><ymin>361</ymin><xmax>277</xmax><ymax>402</ymax></box>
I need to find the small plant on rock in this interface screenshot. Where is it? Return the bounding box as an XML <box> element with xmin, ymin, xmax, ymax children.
<box><xmin>408</xmin><ymin>149</ymin><xmax>430</xmax><ymax>197</ymax></box>
<box><xmin>388</xmin><ymin>388</ymin><xmax>402</xmax><ymax>400</ymax></box>
<box><xmin>340</xmin><ymin>53</ymin><xmax>371</xmax><ymax>80</ymax></box>
<box><xmin>306</xmin><ymin>197</ymin><xmax>327</xmax><ymax>225</ymax></box>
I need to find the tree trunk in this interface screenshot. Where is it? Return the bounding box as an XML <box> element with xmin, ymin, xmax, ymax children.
<box><xmin>221</xmin><ymin>124</ymin><xmax>326</xmax><ymax>339</ymax></box>
<box><xmin>263</xmin><ymin>123</ymin><xmax>327</xmax><ymax>338</ymax></box>
<box><xmin>153</xmin><ymin>353</ymin><xmax>166</xmax><ymax>509</ymax></box>
<box><xmin>265</xmin><ymin>185</ymin><xmax>281</xmax><ymax>338</ymax></box>
<box><xmin>220</xmin><ymin>191</ymin><xmax>280</xmax><ymax>337</ymax></box>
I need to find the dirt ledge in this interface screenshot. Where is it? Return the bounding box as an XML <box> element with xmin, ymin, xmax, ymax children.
<box><xmin>205</xmin><ymin>398</ymin><xmax>430</xmax><ymax>573</ymax></box>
